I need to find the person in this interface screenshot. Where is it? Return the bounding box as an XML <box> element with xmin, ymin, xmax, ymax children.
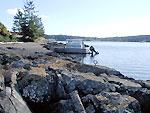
<box><xmin>90</xmin><ymin>46</ymin><xmax>99</xmax><ymax>55</ymax></box>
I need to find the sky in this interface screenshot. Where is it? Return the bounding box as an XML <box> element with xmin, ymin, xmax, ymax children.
<box><xmin>1</xmin><ymin>0</ymin><xmax>150</xmax><ymax>37</ymax></box>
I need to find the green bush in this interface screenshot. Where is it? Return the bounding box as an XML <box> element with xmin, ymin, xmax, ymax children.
<box><xmin>0</xmin><ymin>35</ymin><xmax>18</xmax><ymax>42</ymax></box>
<box><xmin>0</xmin><ymin>22</ymin><xmax>18</xmax><ymax>42</ymax></box>
<box><xmin>0</xmin><ymin>22</ymin><xmax>11</xmax><ymax>36</ymax></box>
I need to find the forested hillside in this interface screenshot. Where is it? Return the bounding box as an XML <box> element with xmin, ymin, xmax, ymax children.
<box><xmin>45</xmin><ymin>34</ymin><xmax>150</xmax><ymax>42</ymax></box>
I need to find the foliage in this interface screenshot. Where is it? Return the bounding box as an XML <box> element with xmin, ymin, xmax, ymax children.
<box><xmin>12</xmin><ymin>0</ymin><xmax>44</xmax><ymax>42</ymax></box>
<box><xmin>0</xmin><ymin>22</ymin><xmax>11</xmax><ymax>36</ymax></box>
<box><xmin>0</xmin><ymin>35</ymin><xmax>18</xmax><ymax>42</ymax></box>
<box><xmin>0</xmin><ymin>22</ymin><xmax>18</xmax><ymax>42</ymax></box>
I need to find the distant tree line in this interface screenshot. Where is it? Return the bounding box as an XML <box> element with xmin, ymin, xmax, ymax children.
<box><xmin>97</xmin><ymin>35</ymin><xmax>150</xmax><ymax>42</ymax></box>
<box><xmin>45</xmin><ymin>34</ymin><xmax>150</xmax><ymax>42</ymax></box>
<box><xmin>45</xmin><ymin>35</ymin><xmax>97</xmax><ymax>41</ymax></box>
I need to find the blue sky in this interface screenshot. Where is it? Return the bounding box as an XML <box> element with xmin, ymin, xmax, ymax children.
<box><xmin>1</xmin><ymin>0</ymin><xmax>150</xmax><ymax>37</ymax></box>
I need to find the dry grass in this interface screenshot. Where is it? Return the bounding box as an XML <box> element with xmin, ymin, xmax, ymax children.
<box><xmin>50</xmin><ymin>59</ymin><xmax>72</xmax><ymax>70</ymax></box>
<box><xmin>29</xmin><ymin>67</ymin><xmax>47</xmax><ymax>77</ymax></box>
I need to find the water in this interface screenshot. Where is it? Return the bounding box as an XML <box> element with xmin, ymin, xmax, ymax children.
<box><xmin>83</xmin><ymin>41</ymin><xmax>150</xmax><ymax>80</ymax></box>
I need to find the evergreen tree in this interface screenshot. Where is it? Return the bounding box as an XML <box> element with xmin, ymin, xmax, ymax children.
<box><xmin>12</xmin><ymin>0</ymin><xmax>44</xmax><ymax>42</ymax></box>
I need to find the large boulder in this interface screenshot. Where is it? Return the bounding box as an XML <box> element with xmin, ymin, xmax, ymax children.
<box><xmin>107</xmin><ymin>75</ymin><xmax>142</xmax><ymax>88</ymax></box>
<box><xmin>117</xmin><ymin>86</ymin><xmax>150</xmax><ymax>113</ymax></box>
<box><xmin>3</xmin><ymin>70</ymin><xmax>18</xmax><ymax>87</ymax></box>
<box><xmin>82</xmin><ymin>92</ymin><xmax>141</xmax><ymax>113</ymax></box>
<box><xmin>136</xmin><ymin>80</ymin><xmax>150</xmax><ymax>89</ymax></box>
<box><xmin>67</xmin><ymin>63</ymin><xmax>124</xmax><ymax>77</ymax></box>
<box><xmin>77</xmin><ymin>79</ymin><xmax>115</xmax><ymax>95</ymax></box>
<box><xmin>0</xmin><ymin>87</ymin><xmax>31</xmax><ymax>113</ymax></box>
<box><xmin>61</xmin><ymin>70</ymin><xmax>116</xmax><ymax>95</ymax></box>
<box><xmin>52</xmin><ymin>90</ymin><xmax>86</xmax><ymax>113</ymax></box>
<box><xmin>18</xmin><ymin>68</ymin><xmax>66</xmax><ymax>103</ymax></box>
<box><xmin>69</xmin><ymin>91</ymin><xmax>86</xmax><ymax>113</ymax></box>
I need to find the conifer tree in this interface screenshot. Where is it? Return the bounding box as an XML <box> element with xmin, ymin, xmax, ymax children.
<box><xmin>12</xmin><ymin>0</ymin><xmax>44</xmax><ymax>42</ymax></box>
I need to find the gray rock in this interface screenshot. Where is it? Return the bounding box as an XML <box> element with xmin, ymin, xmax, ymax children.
<box><xmin>82</xmin><ymin>92</ymin><xmax>141</xmax><ymax>113</ymax></box>
<box><xmin>55</xmin><ymin>91</ymin><xmax>86</xmax><ymax>113</ymax></box>
<box><xmin>107</xmin><ymin>75</ymin><xmax>141</xmax><ymax>88</ymax></box>
<box><xmin>118</xmin><ymin>86</ymin><xmax>150</xmax><ymax>113</ymax></box>
<box><xmin>0</xmin><ymin>87</ymin><xmax>31</xmax><ymax>113</ymax></box>
<box><xmin>70</xmin><ymin>91</ymin><xmax>86</xmax><ymax>113</ymax></box>
<box><xmin>19</xmin><ymin>69</ymin><xmax>66</xmax><ymax>103</ymax></box>
<box><xmin>0</xmin><ymin>73</ymin><xmax>4</xmax><ymax>91</ymax></box>
<box><xmin>85</xmin><ymin>104</ymin><xmax>95</xmax><ymax>113</ymax></box>
<box><xmin>137</xmin><ymin>80</ymin><xmax>150</xmax><ymax>89</ymax></box>
<box><xmin>22</xmin><ymin>77</ymin><xmax>51</xmax><ymax>102</ymax></box>
<box><xmin>54</xmin><ymin>99</ymin><xmax>74</xmax><ymax>113</ymax></box>
<box><xmin>61</xmin><ymin>70</ymin><xmax>116</xmax><ymax>94</ymax></box>
<box><xmin>77</xmin><ymin>79</ymin><xmax>115</xmax><ymax>95</ymax></box>
<box><xmin>3</xmin><ymin>70</ymin><xmax>18</xmax><ymax>87</ymax></box>
<box><xmin>11</xmin><ymin>59</ymin><xmax>29</xmax><ymax>68</ymax></box>
<box><xmin>0</xmin><ymin>54</ymin><xmax>20</xmax><ymax>65</ymax></box>
<box><xmin>71</xmin><ymin>63</ymin><xmax>123</xmax><ymax>77</ymax></box>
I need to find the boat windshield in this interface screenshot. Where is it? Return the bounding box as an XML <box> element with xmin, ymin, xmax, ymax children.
<box><xmin>66</xmin><ymin>40</ymin><xmax>83</xmax><ymax>48</ymax></box>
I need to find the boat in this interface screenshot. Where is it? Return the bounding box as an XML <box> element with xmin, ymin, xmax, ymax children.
<box><xmin>54</xmin><ymin>39</ymin><xmax>90</xmax><ymax>54</ymax></box>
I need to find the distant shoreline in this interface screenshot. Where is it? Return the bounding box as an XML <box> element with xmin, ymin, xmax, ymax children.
<box><xmin>45</xmin><ymin>34</ymin><xmax>150</xmax><ymax>42</ymax></box>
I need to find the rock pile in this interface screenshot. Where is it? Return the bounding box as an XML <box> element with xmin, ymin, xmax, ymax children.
<box><xmin>0</xmin><ymin>51</ymin><xmax>149</xmax><ymax>113</ymax></box>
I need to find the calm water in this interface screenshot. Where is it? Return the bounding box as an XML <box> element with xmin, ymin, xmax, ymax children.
<box><xmin>83</xmin><ymin>41</ymin><xmax>150</xmax><ymax>80</ymax></box>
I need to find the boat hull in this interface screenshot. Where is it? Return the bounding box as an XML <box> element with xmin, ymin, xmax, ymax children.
<box><xmin>54</xmin><ymin>48</ymin><xmax>90</xmax><ymax>54</ymax></box>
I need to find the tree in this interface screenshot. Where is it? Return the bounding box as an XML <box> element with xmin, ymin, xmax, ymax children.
<box><xmin>12</xmin><ymin>0</ymin><xmax>44</xmax><ymax>42</ymax></box>
<box><xmin>0</xmin><ymin>22</ymin><xmax>11</xmax><ymax>36</ymax></box>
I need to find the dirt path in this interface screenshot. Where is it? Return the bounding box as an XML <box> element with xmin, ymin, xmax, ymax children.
<box><xmin>0</xmin><ymin>42</ymin><xmax>50</xmax><ymax>56</ymax></box>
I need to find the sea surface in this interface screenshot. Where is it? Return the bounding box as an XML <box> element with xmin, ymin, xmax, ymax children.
<box><xmin>83</xmin><ymin>41</ymin><xmax>150</xmax><ymax>80</ymax></box>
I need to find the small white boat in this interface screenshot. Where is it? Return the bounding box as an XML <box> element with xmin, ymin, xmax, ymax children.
<box><xmin>54</xmin><ymin>39</ymin><xmax>90</xmax><ymax>54</ymax></box>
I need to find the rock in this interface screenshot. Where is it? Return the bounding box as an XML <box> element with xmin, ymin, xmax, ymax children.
<box><xmin>26</xmin><ymin>53</ymin><xmax>45</xmax><ymax>60</ymax></box>
<box><xmin>117</xmin><ymin>86</ymin><xmax>150</xmax><ymax>113</ymax></box>
<box><xmin>54</xmin><ymin>99</ymin><xmax>74</xmax><ymax>113</ymax></box>
<box><xmin>55</xmin><ymin>73</ymin><xmax>66</xmax><ymax>99</ymax></box>
<box><xmin>3</xmin><ymin>70</ymin><xmax>18</xmax><ymax>87</ymax></box>
<box><xmin>61</xmin><ymin>70</ymin><xmax>115</xmax><ymax>94</ymax></box>
<box><xmin>54</xmin><ymin>91</ymin><xmax>86</xmax><ymax>113</ymax></box>
<box><xmin>0</xmin><ymin>87</ymin><xmax>31</xmax><ymax>113</ymax></box>
<box><xmin>70</xmin><ymin>63</ymin><xmax>124</xmax><ymax>77</ymax></box>
<box><xmin>70</xmin><ymin>91</ymin><xmax>86</xmax><ymax>113</ymax></box>
<box><xmin>0</xmin><ymin>54</ymin><xmax>21</xmax><ymax>65</ymax></box>
<box><xmin>137</xmin><ymin>80</ymin><xmax>150</xmax><ymax>89</ymax></box>
<box><xmin>107</xmin><ymin>75</ymin><xmax>142</xmax><ymax>88</ymax></box>
<box><xmin>0</xmin><ymin>72</ymin><xmax>4</xmax><ymax>91</ymax></box>
<box><xmin>23</xmin><ymin>63</ymin><xmax>31</xmax><ymax>70</ymax></box>
<box><xmin>85</xmin><ymin>104</ymin><xmax>95</xmax><ymax>113</ymax></box>
<box><xmin>18</xmin><ymin>68</ymin><xmax>66</xmax><ymax>103</ymax></box>
<box><xmin>0</xmin><ymin>51</ymin><xmax>148</xmax><ymax>113</ymax></box>
<box><xmin>77</xmin><ymin>79</ymin><xmax>116</xmax><ymax>95</ymax></box>
<box><xmin>29</xmin><ymin>67</ymin><xmax>47</xmax><ymax>77</ymax></box>
<box><xmin>82</xmin><ymin>92</ymin><xmax>141</xmax><ymax>113</ymax></box>
<box><xmin>22</xmin><ymin>76</ymin><xmax>51</xmax><ymax>102</ymax></box>
<box><xmin>11</xmin><ymin>60</ymin><xmax>26</xmax><ymax>68</ymax></box>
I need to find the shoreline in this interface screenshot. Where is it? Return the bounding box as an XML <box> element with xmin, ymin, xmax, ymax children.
<box><xmin>0</xmin><ymin>41</ymin><xmax>150</xmax><ymax>113</ymax></box>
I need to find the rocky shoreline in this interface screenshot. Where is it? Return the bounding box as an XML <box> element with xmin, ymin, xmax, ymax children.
<box><xmin>0</xmin><ymin>42</ymin><xmax>150</xmax><ymax>113</ymax></box>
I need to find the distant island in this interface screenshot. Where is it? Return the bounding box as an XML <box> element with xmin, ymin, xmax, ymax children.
<box><xmin>45</xmin><ymin>34</ymin><xmax>150</xmax><ymax>42</ymax></box>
